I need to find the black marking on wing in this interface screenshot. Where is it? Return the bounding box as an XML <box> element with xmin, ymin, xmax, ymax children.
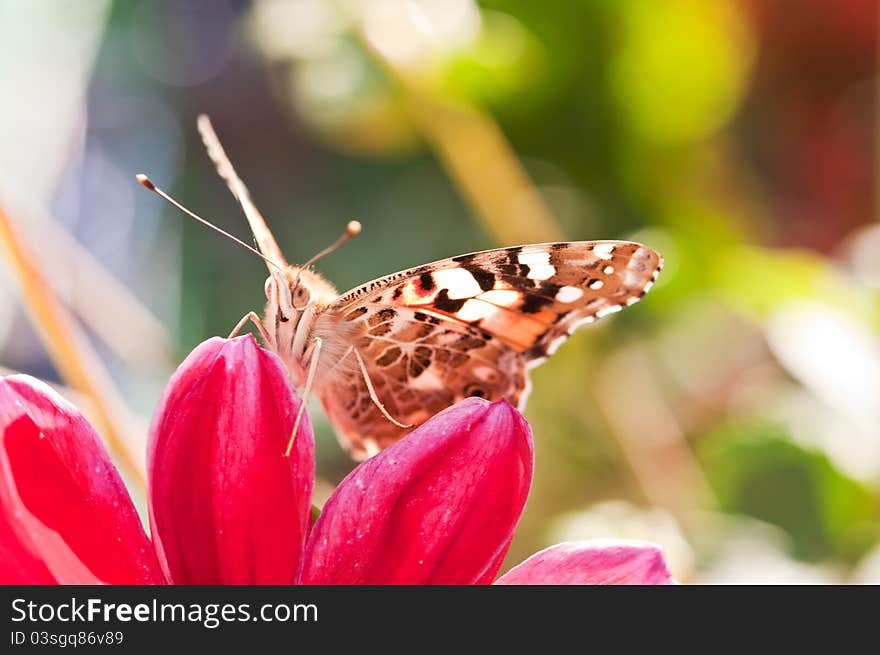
<box><xmin>346</xmin><ymin>307</ymin><xmax>369</xmax><ymax>320</ymax></box>
<box><xmin>376</xmin><ymin>346</ymin><xmax>402</xmax><ymax>367</ymax></box>
<box><xmin>520</xmin><ymin>283</ymin><xmax>560</xmax><ymax>314</ymax></box>
<box><xmin>465</xmin><ymin>265</ymin><xmax>496</xmax><ymax>292</ymax></box>
<box><xmin>418</xmin><ymin>272</ymin><xmax>435</xmax><ymax>292</ymax></box>
<box><xmin>433</xmin><ymin>289</ymin><xmax>467</xmax><ymax>313</ymax></box>
<box><xmin>408</xmin><ymin>345</ymin><xmax>432</xmax><ymax>377</ymax></box>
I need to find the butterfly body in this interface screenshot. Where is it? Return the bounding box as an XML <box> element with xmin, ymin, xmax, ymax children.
<box><xmin>264</xmin><ymin>240</ymin><xmax>662</xmax><ymax>459</ymax></box>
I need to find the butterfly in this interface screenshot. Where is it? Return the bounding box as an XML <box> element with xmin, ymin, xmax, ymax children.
<box><xmin>139</xmin><ymin>116</ymin><xmax>663</xmax><ymax>460</ymax></box>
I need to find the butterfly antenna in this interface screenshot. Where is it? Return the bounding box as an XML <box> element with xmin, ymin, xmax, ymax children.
<box><xmin>302</xmin><ymin>221</ymin><xmax>362</xmax><ymax>272</ymax></box>
<box><xmin>136</xmin><ymin>174</ymin><xmax>284</xmax><ymax>271</ymax></box>
<box><xmin>292</xmin><ymin>220</ymin><xmax>361</xmax><ymax>290</ymax></box>
<box><xmin>196</xmin><ymin>114</ymin><xmax>288</xmax><ymax>272</ymax></box>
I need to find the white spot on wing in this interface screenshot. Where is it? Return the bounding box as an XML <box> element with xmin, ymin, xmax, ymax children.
<box><xmin>555</xmin><ymin>286</ymin><xmax>584</xmax><ymax>303</ymax></box>
<box><xmin>409</xmin><ymin>369</ymin><xmax>446</xmax><ymax>391</ymax></box>
<box><xmin>518</xmin><ymin>251</ymin><xmax>550</xmax><ymax>266</ymax></box>
<box><xmin>518</xmin><ymin>250</ymin><xmax>555</xmax><ymax>280</ymax></box>
<box><xmin>472</xmin><ymin>365</ymin><xmax>498</xmax><ymax>382</ymax></box>
<box><xmin>623</xmin><ymin>268</ymin><xmax>645</xmax><ymax>287</ymax></box>
<box><xmin>604</xmin><ymin>265</ymin><xmax>615</xmax><ymax>274</ymax></box>
<box><xmin>593</xmin><ymin>243</ymin><xmax>615</xmax><ymax>260</ymax></box>
<box><xmin>434</xmin><ymin>268</ymin><xmax>482</xmax><ymax>299</ymax></box>
<box><xmin>527</xmin><ymin>265</ymin><xmax>555</xmax><ymax>280</ymax></box>
<box><xmin>568</xmin><ymin>315</ymin><xmax>595</xmax><ymax>333</ymax></box>
<box><xmin>545</xmin><ymin>334</ymin><xmax>568</xmax><ymax>356</ymax></box>
<box><xmin>454</xmin><ymin>299</ymin><xmax>496</xmax><ymax>322</ymax></box>
<box><xmin>478</xmin><ymin>289</ymin><xmax>521</xmax><ymax>306</ymax></box>
<box><xmin>588</xmin><ymin>279</ymin><xmax>604</xmax><ymax>290</ymax></box>
<box><xmin>596</xmin><ymin>304</ymin><xmax>623</xmax><ymax>318</ymax></box>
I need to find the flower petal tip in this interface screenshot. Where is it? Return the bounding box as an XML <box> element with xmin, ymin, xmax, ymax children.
<box><xmin>496</xmin><ymin>539</ymin><xmax>675</xmax><ymax>585</ymax></box>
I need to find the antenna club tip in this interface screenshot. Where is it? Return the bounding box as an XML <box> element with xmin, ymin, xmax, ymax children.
<box><xmin>347</xmin><ymin>220</ymin><xmax>362</xmax><ymax>236</ymax></box>
<box><xmin>135</xmin><ymin>174</ymin><xmax>155</xmax><ymax>190</ymax></box>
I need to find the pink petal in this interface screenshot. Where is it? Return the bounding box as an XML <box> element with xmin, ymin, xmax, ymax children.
<box><xmin>148</xmin><ymin>335</ymin><xmax>313</xmax><ymax>584</ymax></box>
<box><xmin>495</xmin><ymin>540</ymin><xmax>675</xmax><ymax>585</ymax></box>
<box><xmin>299</xmin><ymin>398</ymin><xmax>533</xmax><ymax>585</ymax></box>
<box><xmin>0</xmin><ymin>375</ymin><xmax>165</xmax><ymax>584</ymax></box>
<box><xmin>0</xmin><ymin>500</ymin><xmax>56</xmax><ymax>584</ymax></box>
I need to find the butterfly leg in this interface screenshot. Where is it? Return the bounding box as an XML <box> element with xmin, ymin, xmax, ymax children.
<box><xmin>284</xmin><ymin>337</ymin><xmax>322</xmax><ymax>457</ymax></box>
<box><xmin>353</xmin><ymin>347</ymin><xmax>413</xmax><ymax>429</ymax></box>
<box><xmin>229</xmin><ymin>311</ymin><xmax>272</xmax><ymax>345</ymax></box>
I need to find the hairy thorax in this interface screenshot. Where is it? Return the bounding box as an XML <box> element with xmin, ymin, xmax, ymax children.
<box><xmin>263</xmin><ymin>266</ymin><xmax>358</xmax><ymax>389</ymax></box>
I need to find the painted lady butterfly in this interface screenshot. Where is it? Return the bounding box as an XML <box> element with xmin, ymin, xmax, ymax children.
<box><xmin>140</xmin><ymin>116</ymin><xmax>663</xmax><ymax>460</ymax></box>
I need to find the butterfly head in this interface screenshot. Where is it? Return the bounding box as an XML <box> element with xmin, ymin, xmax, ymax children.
<box><xmin>264</xmin><ymin>266</ymin><xmax>338</xmax><ymax>320</ymax></box>
<box><xmin>262</xmin><ymin>266</ymin><xmax>339</xmax><ymax>384</ymax></box>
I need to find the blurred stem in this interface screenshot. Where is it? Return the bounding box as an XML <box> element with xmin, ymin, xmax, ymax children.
<box><xmin>0</xmin><ymin>200</ymin><xmax>147</xmax><ymax>494</ymax></box>
<box><xmin>594</xmin><ymin>343</ymin><xmax>715</xmax><ymax>535</ymax></box>
<box><xmin>362</xmin><ymin>41</ymin><xmax>565</xmax><ymax>245</ymax></box>
<box><xmin>37</xmin><ymin>213</ymin><xmax>175</xmax><ymax>373</ymax></box>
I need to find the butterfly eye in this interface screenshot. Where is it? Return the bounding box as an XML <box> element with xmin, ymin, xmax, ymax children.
<box><xmin>292</xmin><ymin>284</ymin><xmax>311</xmax><ymax>308</ymax></box>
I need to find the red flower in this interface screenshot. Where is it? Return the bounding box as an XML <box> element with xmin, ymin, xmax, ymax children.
<box><xmin>0</xmin><ymin>335</ymin><xmax>313</xmax><ymax>585</ymax></box>
<box><xmin>0</xmin><ymin>376</ymin><xmax>164</xmax><ymax>584</ymax></box>
<box><xmin>1</xmin><ymin>336</ymin><xmax>672</xmax><ymax>585</ymax></box>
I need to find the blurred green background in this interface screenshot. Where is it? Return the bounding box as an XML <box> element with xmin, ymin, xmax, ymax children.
<box><xmin>1</xmin><ymin>0</ymin><xmax>878</xmax><ymax>582</ymax></box>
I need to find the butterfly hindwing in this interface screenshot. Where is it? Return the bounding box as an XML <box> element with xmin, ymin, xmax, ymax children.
<box><xmin>316</xmin><ymin>303</ymin><xmax>528</xmax><ymax>458</ymax></box>
<box><xmin>317</xmin><ymin>241</ymin><xmax>662</xmax><ymax>458</ymax></box>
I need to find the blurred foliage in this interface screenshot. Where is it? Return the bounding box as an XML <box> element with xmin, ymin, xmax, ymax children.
<box><xmin>1</xmin><ymin>0</ymin><xmax>878</xmax><ymax>582</ymax></box>
<box><xmin>702</xmin><ymin>420</ymin><xmax>877</xmax><ymax>563</ymax></box>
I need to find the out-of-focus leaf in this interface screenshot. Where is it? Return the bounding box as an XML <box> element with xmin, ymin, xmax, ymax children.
<box><xmin>289</xmin><ymin>37</ymin><xmax>421</xmax><ymax>156</ymax></box>
<box><xmin>609</xmin><ymin>0</ymin><xmax>754</xmax><ymax>146</ymax></box>
<box><xmin>701</xmin><ymin>421</ymin><xmax>878</xmax><ymax>563</ymax></box>
<box><xmin>445</xmin><ymin>10</ymin><xmax>545</xmax><ymax>108</ymax></box>
<box><xmin>712</xmin><ymin>245</ymin><xmax>876</xmax><ymax>323</ymax></box>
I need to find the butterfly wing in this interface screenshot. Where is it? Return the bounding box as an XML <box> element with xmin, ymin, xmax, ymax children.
<box><xmin>315</xmin><ymin>241</ymin><xmax>662</xmax><ymax>458</ymax></box>
<box><xmin>316</xmin><ymin>303</ymin><xmax>529</xmax><ymax>459</ymax></box>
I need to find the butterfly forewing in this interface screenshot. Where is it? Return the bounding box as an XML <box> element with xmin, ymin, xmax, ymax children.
<box><xmin>317</xmin><ymin>241</ymin><xmax>662</xmax><ymax>458</ymax></box>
